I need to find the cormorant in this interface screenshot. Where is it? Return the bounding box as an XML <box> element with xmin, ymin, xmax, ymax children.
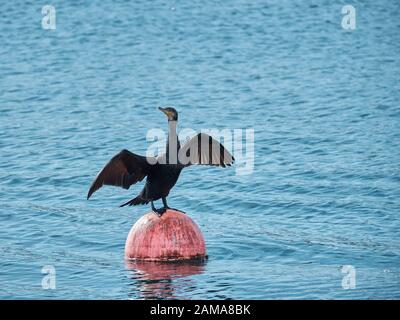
<box><xmin>87</xmin><ymin>107</ymin><xmax>234</xmax><ymax>215</ymax></box>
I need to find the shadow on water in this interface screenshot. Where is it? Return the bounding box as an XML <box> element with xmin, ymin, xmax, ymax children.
<box><xmin>125</xmin><ymin>259</ymin><xmax>207</xmax><ymax>299</ymax></box>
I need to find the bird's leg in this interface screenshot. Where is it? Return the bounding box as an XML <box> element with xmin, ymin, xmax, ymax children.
<box><xmin>162</xmin><ymin>197</ymin><xmax>185</xmax><ymax>214</ymax></box>
<box><xmin>162</xmin><ymin>197</ymin><xmax>170</xmax><ymax>209</ymax></box>
<box><xmin>151</xmin><ymin>201</ymin><xmax>166</xmax><ymax>217</ymax></box>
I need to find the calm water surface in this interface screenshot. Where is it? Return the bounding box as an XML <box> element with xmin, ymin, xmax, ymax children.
<box><xmin>1</xmin><ymin>0</ymin><xmax>399</xmax><ymax>299</ymax></box>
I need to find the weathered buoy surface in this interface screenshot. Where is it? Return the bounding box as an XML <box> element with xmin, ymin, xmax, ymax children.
<box><xmin>125</xmin><ymin>209</ymin><xmax>206</xmax><ymax>261</ymax></box>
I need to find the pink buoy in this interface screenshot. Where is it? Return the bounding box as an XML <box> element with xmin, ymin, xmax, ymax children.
<box><xmin>125</xmin><ymin>209</ymin><xmax>207</xmax><ymax>261</ymax></box>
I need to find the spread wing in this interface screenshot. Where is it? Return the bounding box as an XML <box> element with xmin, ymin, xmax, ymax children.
<box><xmin>87</xmin><ymin>149</ymin><xmax>155</xmax><ymax>199</ymax></box>
<box><xmin>179</xmin><ymin>133</ymin><xmax>234</xmax><ymax>167</ymax></box>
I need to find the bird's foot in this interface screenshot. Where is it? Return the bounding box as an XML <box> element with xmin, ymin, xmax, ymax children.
<box><xmin>153</xmin><ymin>207</ymin><xmax>167</xmax><ymax>217</ymax></box>
<box><xmin>152</xmin><ymin>207</ymin><xmax>186</xmax><ymax>216</ymax></box>
<box><xmin>167</xmin><ymin>207</ymin><xmax>186</xmax><ymax>214</ymax></box>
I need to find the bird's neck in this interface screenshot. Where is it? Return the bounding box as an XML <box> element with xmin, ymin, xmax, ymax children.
<box><xmin>166</xmin><ymin>120</ymin><xmax>180</xmax><ymax>164</ymax></box>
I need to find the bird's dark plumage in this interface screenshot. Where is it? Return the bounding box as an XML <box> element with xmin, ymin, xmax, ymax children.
<box><xmin>181</xmin><ymin>133</ymin><xmax>234</xmax><ymax>167</ymax></box>
<box><xmin>87</xmin><ymin>149</ymin><xmax>154</xmax><ymax>200</ymax></box>
<box><xmin>87</xmin><ymin>107</ymin><xmax>234</xmax><ymax>215</ymax></box>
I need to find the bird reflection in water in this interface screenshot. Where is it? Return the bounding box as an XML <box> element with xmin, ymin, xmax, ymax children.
<box><xmin>126</xmin><ymin>259</ymin><xmax>206</xmax><ymax>299</ymax></box>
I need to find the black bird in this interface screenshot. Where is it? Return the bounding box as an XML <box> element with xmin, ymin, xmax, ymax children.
<box><xmin>87</xmin><ymin>107</ymin><xmax>234</xmax><ymax>216</ymax></box>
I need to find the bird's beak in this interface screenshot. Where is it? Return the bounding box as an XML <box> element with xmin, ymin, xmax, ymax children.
<box><xmin>159</xmin><ymin>107</ymin><xmax>170</xmax><ymax>117</ymax></box>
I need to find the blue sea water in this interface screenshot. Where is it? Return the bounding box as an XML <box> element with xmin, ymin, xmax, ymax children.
<box><xmin>1</xmin><ymin>0</ymin><xmax>399</xmax><ymax>299</ymax></box>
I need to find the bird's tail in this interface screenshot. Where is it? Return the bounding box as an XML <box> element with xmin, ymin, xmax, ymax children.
<box><xmin>120</xmin><ymin>196</ymin><xmax>149</xmax><ymax>207</ymax></box>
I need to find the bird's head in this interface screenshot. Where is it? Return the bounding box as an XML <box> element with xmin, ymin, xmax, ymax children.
<box><xmin>159</xmin><ymin>107</ymin><xmax>178</xmax><ymax>121</ymax></box>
